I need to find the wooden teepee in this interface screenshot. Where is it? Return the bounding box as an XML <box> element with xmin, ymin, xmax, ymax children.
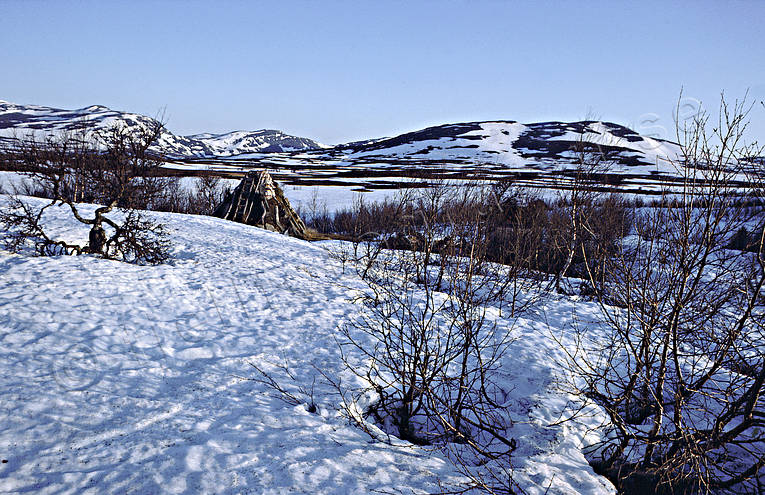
<box><xmin>213</xmin><ymin>171</ymin><xmax>309</xmax><ymax>240</ymax></box>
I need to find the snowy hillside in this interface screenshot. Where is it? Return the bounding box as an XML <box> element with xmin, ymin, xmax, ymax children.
<box><xmin>224</xmin><ymin>120</ymin><xmax>689</xmax><ymax>196</ymax></box>
<box><xmin>219</xmin><ymin>121</ymin><xmax>688</xmax><ymax>194</ymax></box>
<box><xmin>0</xmin><ymin>197</ymin><xmax>614</xmax><ymax>495</ymax></box>
<box><xmin>316</xmin><ymin>120</ymin><xmax>683</xmax><ymax>174</ymax></box>
<box><xmin>0</xmin><ymin>101</ymin><xmax>323</xmax><ymax>158</ymax></box>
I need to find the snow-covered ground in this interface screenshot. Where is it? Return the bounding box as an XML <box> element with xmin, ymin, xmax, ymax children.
<box><xmin>0</xmin><ymin>196</ymin><xmax>615</xmax><ymax>494</ymax></box>
<box><xmin>349</xmin><ymin>122</ymin><xmax>531</xmax><ymax>167</ymax></box>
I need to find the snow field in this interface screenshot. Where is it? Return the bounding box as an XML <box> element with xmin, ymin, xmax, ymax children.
<box><xmin>0</xmin><ymin>197</ymin><xmax>614</xmax><ymax>494</ymax></box>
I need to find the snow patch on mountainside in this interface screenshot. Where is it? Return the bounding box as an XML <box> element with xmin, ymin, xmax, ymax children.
<box><xmin>463</xmin><ymin>122</ymin><xmax>528</xmax><ymax>165</ymax></box>
<box><xmin>544</xmin><ymin>121</ymin><xmax>681</xmax><ymax>171</ymax></box>
<box><xmin>308</xmin><ymin>119</ymin><xmax>683</xmax><ymax>174</ymax></box>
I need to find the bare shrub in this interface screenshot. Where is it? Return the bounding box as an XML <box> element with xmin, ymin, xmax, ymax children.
<box><xmin>186</xmin><ymin>175</ymin><xmax>229</xmax><ymax>215</ymax></box>
<box><xmin>312</xmin><ymin>180</ymin><xmax>631</xmax><ymax>300</ymax></box>
<box><xmin>335</xmin><ymin>183</ymin><xmax>523</xmax><ymax>493</ymax></box>
<box><xmin>545</xmin><ymin>130</ymin><xmax>629</xmax><ymax>293</ymax></box>
<box><xmin>147</xmin><ymin>176</ymin><xmax>189</xmax><ymax>213</ymax></box>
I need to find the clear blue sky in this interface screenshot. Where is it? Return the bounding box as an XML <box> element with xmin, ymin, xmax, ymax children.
<box><xmin>2</xmin><ymin>0</ymin><xmax>764</xmax><ymax>144</ymax></box>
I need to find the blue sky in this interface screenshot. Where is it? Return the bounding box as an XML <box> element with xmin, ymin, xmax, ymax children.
<box><xmin>2</xmin><ymin>0</ymin><xmax>764</xmax><ymax>144</ymax></box>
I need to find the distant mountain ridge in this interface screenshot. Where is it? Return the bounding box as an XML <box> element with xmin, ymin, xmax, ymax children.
<box><xmin>0</xmin><ymin>101</ymin><xmax>325</xmax><ymax>157</ymax></box>
<box><xmin>0</xmin><ymin>100</ymin><xmax>681</xmax><ymax>172</ymax></box>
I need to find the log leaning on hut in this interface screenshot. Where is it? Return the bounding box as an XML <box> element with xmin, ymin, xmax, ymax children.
<box><xmin>213</xmin><ymin>171</ymin><xmax>309</xmax><ymax>240</ymax></box>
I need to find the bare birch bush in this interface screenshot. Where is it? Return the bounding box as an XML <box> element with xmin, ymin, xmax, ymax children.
<box><xmin>335</xmin><ymin>183</ymin><xmax>523</xmax><ymax>493</ymax></box>
<box><xmin>187</xmin><ymin>175</ymin><xmax>230</xmax><ymax>215</ymax></box>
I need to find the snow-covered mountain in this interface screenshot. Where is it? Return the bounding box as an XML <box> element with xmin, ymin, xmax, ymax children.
<box><xmin>315</xmin><ymin>120</ymin><xmax>682</xmax><ymax>174</ymax></box>
<box><xmin>0</xmin><ymin>100</ymin><xmax>324</xmax><ymax>158</ymax></box>
<box><xmin>188</xmin><ymin>129</ymin><xmax>323</xmax><ymax>155</ymax></box>
<box><xmin>0</xmin><ymin>100</ymin><xmax>683</xmax><ymax>175</ymax></box>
